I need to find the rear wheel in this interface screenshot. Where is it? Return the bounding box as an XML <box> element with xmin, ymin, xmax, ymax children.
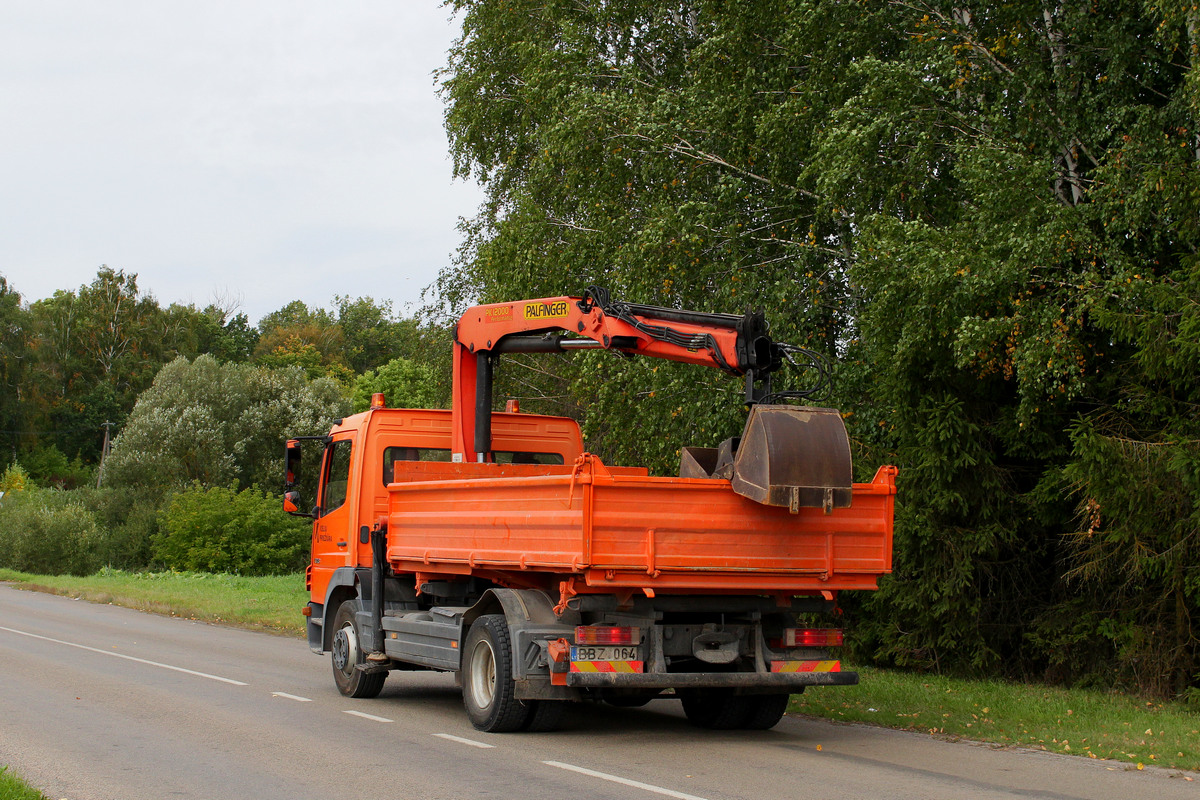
<box><xmin>602</xmin><ymin>689</ymin><xmax>660</xmax><ymax>708</ymax></box>
<box><xmin>462</xmin><ymin>615</ymin><xmax>532</xmax><ymax>732</ymax></box>
<box><xmin>331</xmin><ymin>599</ymin><xmax>386</xmax><ymax>699</ymax></box>
<box><xmin>679</xmin><ymin>689</ymin><xmax>753</xmax><ymax>730</ymax></box>
<box><xmin>521</xmin><ymin>700</ymin><xmax>566</xmax><ymax>732</ymax></box>
<box><xmin>742</xmin><ymin>693</ymin><xmax>791</xmax><ymax>730</ymax></box>
<box><xmin>680</xmin><ymin>690</ymin><xmax>791</xmax><ymax>730</ymax></box>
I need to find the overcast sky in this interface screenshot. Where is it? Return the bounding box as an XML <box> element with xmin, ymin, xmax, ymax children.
<box><xmin>0</xmin><ymin>1</ymin><xmax>484</xmax><ymax>325</ymax></box>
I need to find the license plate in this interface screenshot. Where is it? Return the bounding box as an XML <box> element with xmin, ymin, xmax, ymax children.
<box><xmin>570</xmin><ymin>645</ymin><xmax>641</xmax><ymax>662</ymax></box>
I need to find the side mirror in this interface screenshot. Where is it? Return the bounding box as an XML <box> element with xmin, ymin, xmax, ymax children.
<box><xmin>285</xmin><ymin>439</ymin><xmax>303</xmax><ymax>489</ymax></box>
<box><xmin>283</xmin><ymin>489</ymin><xmax>304</xmax><ymax>514</ymax></box>
<box><xmin>283</xmin><ymin>439</ymin><xmax>315</xmax><ymax>518</ymax></box>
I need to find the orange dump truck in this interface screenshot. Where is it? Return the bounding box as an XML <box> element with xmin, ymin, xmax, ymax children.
<box><xmin>286</xmin><ymin>288</ymin><xmax>895</xmax><ymax>732</ymax></box>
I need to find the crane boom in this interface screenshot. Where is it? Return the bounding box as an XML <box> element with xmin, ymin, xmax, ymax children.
<box><xmin>452</xmin><ymin>287</ymin><xmax>791</xmax><ymax>461</ymax></box>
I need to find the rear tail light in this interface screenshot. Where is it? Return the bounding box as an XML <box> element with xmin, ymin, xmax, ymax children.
<box><xmin>784</xmin><ymin>628</ymin><xmax>844</xmax><ymax>647</ymax></box>
<box><xmin>574</xmin><ymin>625</ymin><xmax>641</xmax><ymax>645</ymax></box>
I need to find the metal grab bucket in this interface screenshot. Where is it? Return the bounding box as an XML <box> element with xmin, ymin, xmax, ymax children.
<box><xmin>681</xmin><ymin>405</ymin><xmax>853</xmax><ymax>514</ymax></box>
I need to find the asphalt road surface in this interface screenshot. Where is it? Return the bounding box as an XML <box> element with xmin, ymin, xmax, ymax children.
<box><xmin>1</xmin><ymin>584</ymin><xmax>1194</xmax><ymax>800</ymax></box>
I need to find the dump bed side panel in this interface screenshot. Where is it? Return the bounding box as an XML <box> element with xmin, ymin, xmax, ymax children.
<box><xmin>386</xmin><ymin>462</ymin><xmax>895</xmax><ymax>593</ymax></box>
<box><xmin>588</xmin><ymin>476</ymin><xmax>892</xmax><ymax>575</ymax></box>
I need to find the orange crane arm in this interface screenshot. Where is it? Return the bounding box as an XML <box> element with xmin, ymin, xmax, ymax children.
<box><xmin>451</xmin><ymin>287</ymin><xmax>792</xmax><ymax>461</ymax></box>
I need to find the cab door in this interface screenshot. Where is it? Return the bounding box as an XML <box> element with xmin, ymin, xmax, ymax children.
<box><xmin>310</xmin><ymin>433</ymin><xmax>357</xmax><ymax>599</ymax></box>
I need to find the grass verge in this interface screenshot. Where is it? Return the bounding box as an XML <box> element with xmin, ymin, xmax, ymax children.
<box><xmin>2</xmin><ymin>568</ymin><xmax>1196</xmax><ymax>776</ymax></box>
<box><xmin>0</xmin><ymin>567</ymin><xmax>307</xmax><ymax>636</ymax></box>
<box><xmin>792</xmin><ymin>665</ymin><xmax>1199</xmax><ymax>774</ymax></box>
<box><xmin>0</xmin><ymin>767</ymin><xmax>47</xmax><ymax>800</ymax></box>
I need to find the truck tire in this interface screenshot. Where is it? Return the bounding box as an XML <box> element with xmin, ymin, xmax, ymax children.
<box><xmin>521</xmin><ymin>700</ymin><xmax>566</xmax><ymax>732</ymax></box>
<box><xmin>331</xmin><ymin>599</ymin><xmax>386</xmax><ymax>699</ymax></box>
<box><xmin>741</xmin><ymin>693</ymin><xmax>790</xmax><ymax>730</ymax></box>
<box><xmin>462</xmin><ymin>614</ymin><xmax>532</xmax><ymax>732</ymax></box>
<box><xmin>679</xmin><ymin>689</ymin><xmax>753</xmax><ymax>730</ymax></box>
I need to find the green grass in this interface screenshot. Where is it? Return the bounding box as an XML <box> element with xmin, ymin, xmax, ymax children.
<box><xmin>792</xmin><ymin>665</ymin><xmax>1200</xmax><ymax>774</ymax></box>
<box><xmin>2</xmin><ymin>569</ymin><xmax>1196</xmax><ymax>777</ymax></box>
<box><xmin>0</xmin><ymin>567</ymin><xmax>307</xmax><ymax>636</ymax></box>
<box><xmin>0</xmin><ymin>767</ymin><xmax>47</xmax><ymax>800</ymax></box>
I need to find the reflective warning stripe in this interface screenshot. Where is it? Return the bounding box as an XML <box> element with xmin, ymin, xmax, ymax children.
<box><xmin>569</xmin><ymin>660</ymin><xmax>644</xmax><ymax>673</ymax></box>
<box><xmin>770</xmin><ymin>660</ymin><xmax>841</xmax><ymax>673</ymax></box>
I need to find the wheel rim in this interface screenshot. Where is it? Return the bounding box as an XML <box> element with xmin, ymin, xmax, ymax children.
<box><xmin>333</xmin><ymin>622</ymin><xmax>357</xmax><ymax>674</ymax></box>
<box><xmin>467</xmin><ymin>638</ymin><xmax>497</xmax><ymax>710</ymax></box>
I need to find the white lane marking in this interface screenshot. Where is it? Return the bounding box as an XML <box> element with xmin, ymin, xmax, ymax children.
<box><xmin>271</xmin><ymin>692</ymin><xmax>312</xmax><ymax>702</ymax></box>
<box><xmin>543</xmin><ymin>761</ymin><xmax>711</xmax><ymax>800</ymax></box>
<box><xmin>432</xmin><ymin>733</ymin><xmax>495</xmax><ymax>749</ymax></box>
<box><xmin>0</xmin><ymin>625</ymin><xmax>249</xmax><ymax>686</ymax></box>
<box><xmin>343</xmin><ymin>709</ymin><xmax>393</xmax><ymax>723</ymax></box>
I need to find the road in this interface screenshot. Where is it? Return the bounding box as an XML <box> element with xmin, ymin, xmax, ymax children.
<box><xmin>0</xmin><ymin>584</ymin><xmax>1193</xmax><ymax>800</ymax></box>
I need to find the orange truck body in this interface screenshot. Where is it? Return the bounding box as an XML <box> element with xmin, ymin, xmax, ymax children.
<box><xmin>294</xmin><ymin>290</ymin><xmax>896</xmax><ymax>733</ymax></box>
<box><xmin>308</xmin><ymin>407</ymin><xmax>895</xmax><ymax>610</ymax></box>
<box><xmin>385</xmin><ymin>457</ymin><xmax>895</xmax><ymax>599</ymax></box>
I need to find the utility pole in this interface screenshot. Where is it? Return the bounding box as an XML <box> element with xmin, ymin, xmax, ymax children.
<box><xmin>95</xmin><ymin>421</ymin><xmax>114</xmax><ymax>488</ymax></box>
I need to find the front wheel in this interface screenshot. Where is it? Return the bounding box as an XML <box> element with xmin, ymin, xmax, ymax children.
<box><xmin>331</xmin><ymin>599</ymin><xmax>386</xmax><ymax>699</ymax></box>
<box><xmin>462</xmin><ymin>614</ymin><xmax>532</xmax><ymax>732</ymax></box>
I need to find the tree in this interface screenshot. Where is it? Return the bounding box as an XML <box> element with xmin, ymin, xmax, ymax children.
<box><xmin>440</xmin><ymin>0</ymin><xmax>863</xmax><ymax>468</ymax></box>
<box><xmin>104</xmin><ymin>355</ymin><xmax>350</xmax><ymax>495</ymax></box>
<box><xmin>351</xmin><ymin>357</ymin><xmax>444</xmax><ymax>412</ymax></box>
<box><xmin>0</xmin><ymin>275</ymin><xmax>28</xmax><ymax>466</ymax></box>
<box><xmin>254</xmin><ymin>300</ymin><xmax>353</xmax><ymax>384</ymax></box>
<box><xmin>191</xmin><ymin>304</ymin><xmax>259</xmax><ymax>363</ymax></box>
<box><xmin>334</xmin><ymin>295</ymin><xmax>406</xmax><ymax>373</ymax></box>
<box><xmin>441</xmin><ymin>1</ymin><xmax>1200</xmax><ymax>691</ymax></box>
<box><xmin>23</xmin><ymin>267</ymin><xmax>193</xmax><ymax>460</ymax></box>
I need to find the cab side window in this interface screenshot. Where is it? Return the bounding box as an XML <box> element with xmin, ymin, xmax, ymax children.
<box><xmin>321</xmin><ymin>439</ymin><xmax>353</xmax><ymax>515</ymax></box>
<box><xmin>382</xmin><ymin>446</ymin><xmax>452</xmax><ymax>485</ymax></box>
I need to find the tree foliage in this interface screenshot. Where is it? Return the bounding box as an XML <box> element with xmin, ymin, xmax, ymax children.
<box><xmin>0</xmin><ymin>276</ymin><xmax>27</xmax><ymax>466</ymax></box>
<box><xmin>0</xmin><ymin>267</ymin><xmax>457</xmax><ymax>580</ymax></box>
<box><xmin>251</xmin><ymin>295</ymin><xmax>445</xmax><ymax>386</ymax></box>
<box><xmin>442</xmin><ymin>0</ymin><xmax>1200</xmax><ymax>693</ymax></box>
<box><xmin>14</xmin><ymin>267</ymin><xmax>253</xmax><ymax>461</ymax></box>
<box><xmin>351</xmin><ymin>356</ymin><xmax>446</xmax><ymax>412</ymax></box>
<box><xmin>104</xmin><ymin>355</ymin><xmax>350</xmax><ymax>495</ymax></box>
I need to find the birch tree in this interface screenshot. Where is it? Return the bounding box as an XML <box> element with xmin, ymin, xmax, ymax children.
<box><xmin>441</xmin><ymin>0</ymin><xmax>1199</xmax><ymax>691</ymax></box>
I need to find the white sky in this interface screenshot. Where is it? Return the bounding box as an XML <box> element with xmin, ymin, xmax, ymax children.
<box><xmin>0</xmin><ymin>1</ymin><xmax>484</xmax><ymax>325</ymax></box>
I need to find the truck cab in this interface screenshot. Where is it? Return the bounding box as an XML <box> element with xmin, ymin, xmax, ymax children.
<box><xmin>289</xmin><ymin>398</ymin><xmax>586</xmax><ymax>655</ymax></box>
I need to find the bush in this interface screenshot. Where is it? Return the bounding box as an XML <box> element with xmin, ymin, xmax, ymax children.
<box><xmin>19</xmin><ymin>444</ymin><xmax>93</xmax><ymax>489</ymax></box>
<box><xmin>78</xmin><ymin>486</ymin><xmax>162</xmax><ymax>570</ymax></box>
<box><xmin>0</xmin><ymin>462</ymin><xmax>29</xmax><ymax>495</ymax></box>
<box><xmin>156</xmin><ymin>484</ymin><xmax>310</xmax><ymax>575</ymax></box>
<box><xmin>0</xmin><ymin>486</ymin><xmax>104</xmax><ymax>576</ymax></box>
